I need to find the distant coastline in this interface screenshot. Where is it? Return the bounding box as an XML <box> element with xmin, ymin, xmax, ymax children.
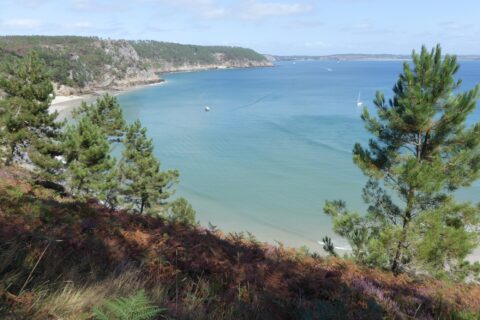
<box><xmin>269</xmin><ymin>54</ymin><xmax>480</xmax><ymax>62</ymax></box>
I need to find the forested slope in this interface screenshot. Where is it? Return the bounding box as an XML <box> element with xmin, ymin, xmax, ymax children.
<box><xmin>0</xmin><ymin>36</ymin><xmax>271</xmax><ymax>94</ymax></box>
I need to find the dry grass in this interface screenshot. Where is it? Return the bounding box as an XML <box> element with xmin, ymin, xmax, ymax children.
<box><xmin>33</xmin><ymin>270</ymin><xmax>151</xmax><ymax>319</ymax></box>
<box><xmin>0</xmin><ymin>166</ymin><xmax>479</xmax><ymax>320</ymax></box>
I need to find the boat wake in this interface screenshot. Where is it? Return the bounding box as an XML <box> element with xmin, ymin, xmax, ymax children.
<box><xmin>234</xmin><ymin>93</ymin><xmax>272</xmax><ymax>110</ymax></box>
<box><xmin>266</xmin><ymin>121</ymin><xmax>351</xmax><ymax>155</ymax></box>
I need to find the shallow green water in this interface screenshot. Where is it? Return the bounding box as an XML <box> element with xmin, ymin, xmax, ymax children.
<box><xmin>118</xmin><ymin>61</ymin><xmax>480</xmax><ymax>250</ymax></box>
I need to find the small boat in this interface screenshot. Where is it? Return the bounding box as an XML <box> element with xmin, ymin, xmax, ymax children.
<box><xmin>356</xmin><ymin>92</ymin><xmax>363</xmax><ymax>108</ymax></box>
<box><xmin>205</xmin><ymin>106</ymin><xmax>211</xmax><ymax>112</ymax></box>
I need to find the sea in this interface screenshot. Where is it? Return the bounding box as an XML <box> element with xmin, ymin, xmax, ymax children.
<box><xmin>117</xmin><ymin>60</ymin><xmax>480</xmax><ymax>252</ymax></box>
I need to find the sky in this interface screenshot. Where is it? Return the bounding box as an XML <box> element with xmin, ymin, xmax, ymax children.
<box><xmin>0</xmin><ymin>0</ymin><xmax>479</xmax><ymax>55</ymax></box>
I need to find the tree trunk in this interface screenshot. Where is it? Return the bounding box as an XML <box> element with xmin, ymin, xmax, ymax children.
<box><xmin>391</xmin><ymin>212</ymin><xmax>410</xmax><ymax>275</ymax></box>
<box><xmin>391</xmin><ymin>188</ymin><xmax>414</xmax><ymax>275</ymax></box>
<box><xmin>392</xmin><ymin>133</ymin><xmax>423</xmax><ymax>275</ymax></box>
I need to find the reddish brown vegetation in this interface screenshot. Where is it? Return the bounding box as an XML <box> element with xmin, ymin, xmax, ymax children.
<box><xmin>0</xmin><ymin>167</ymin><xmax>479</xmax><ymax>319</ymax></box>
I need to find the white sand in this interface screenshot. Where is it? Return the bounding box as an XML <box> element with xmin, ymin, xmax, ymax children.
<box><xmin>50</xmin><ymin>95</ymin><xmax>97</xmax><ymax>119</ymax></box>
<box><xmin>51</xmin><ymin>95</ymin><xmax>83</xmax><ymax>105</ymax></box>
<box><xmin>49</xmin><ymin>81</ymin><xmax>166</xmax><ymax>117</ymax></box>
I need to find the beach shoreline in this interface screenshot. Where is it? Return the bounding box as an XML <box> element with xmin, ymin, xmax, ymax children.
<box><xmin>49</xmin><ymin>63</ymin><xmax>274</xmax><ymax>115</ymax></box>
<box><xmin>49</xmin><ymin>65</ymin><xmax>480</xmax><ymax>263</ymax></box>
<box><xmin>50</xmin><ymin>80</ymin><xmax>167</xmax><ymax>117</ymax></box>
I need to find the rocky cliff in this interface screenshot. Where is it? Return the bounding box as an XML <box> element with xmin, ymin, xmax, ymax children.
<box><xmin>0</xmin><ymin>36</ymin><xmax>272</xmax><ymax>95</ymax></box>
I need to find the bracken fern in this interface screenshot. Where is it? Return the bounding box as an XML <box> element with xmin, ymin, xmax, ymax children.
<box><xmin>93</xmin><ymin>290</ymin><xmax>165</xmax><ymax>320</ymax></box>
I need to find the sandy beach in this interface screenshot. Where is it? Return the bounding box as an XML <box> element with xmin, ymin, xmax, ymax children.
<box><xmin>50</xmin><ymin>80</ymin><xmax>166</xmax><ymax>119</ymax></box>
<box><xmin>50</xmin><ymin>95</ymin><xmax>97</xmax><ymax>119</ymax></box>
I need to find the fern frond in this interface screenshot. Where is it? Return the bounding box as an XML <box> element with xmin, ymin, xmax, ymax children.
<box><xmin>92</xmin><ymin>306</ymin><xmax>110</xmax><ymax>320</ymax></box>
<box><xmin>92</xmin><ymin>290</ymin><xmax>165</xmax><ymax>320</ymax></box>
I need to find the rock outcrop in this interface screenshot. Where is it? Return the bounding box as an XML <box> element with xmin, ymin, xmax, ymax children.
<box><xmin>0</xmin><ymin>36</ymin><xmax>273</xmax><ymax>95</ymax></box>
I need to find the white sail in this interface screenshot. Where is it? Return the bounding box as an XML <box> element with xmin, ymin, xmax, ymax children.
<box><xmin>356</xmin><ymin>92</ymin><xmax>363</xmax><ymax>108</ymax></box>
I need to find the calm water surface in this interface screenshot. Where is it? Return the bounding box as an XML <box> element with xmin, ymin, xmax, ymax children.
<box><xmin>118</xmin><ymin>61</ymin><xmax>480</xmax><ymax>250</ymax></box>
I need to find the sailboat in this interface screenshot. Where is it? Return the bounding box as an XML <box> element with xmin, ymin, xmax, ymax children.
<box><xmin>356</xmin><ymin>92</ymin><xmax>363</xmax><ymax>108</ymax></box>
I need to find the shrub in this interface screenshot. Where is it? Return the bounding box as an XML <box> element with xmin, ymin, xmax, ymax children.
<box><xmin>92</xmin><ymin>290</ymin><xmax>165</xmax><ymax>320</ymax></box>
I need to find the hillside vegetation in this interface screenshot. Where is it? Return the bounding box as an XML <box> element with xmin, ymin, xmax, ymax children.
<box><xmin>1</xmin><ymin>167</ymin><xmax>479</xmax><ymax>319</ymax></box>
<box><xmin>0</xmin><ymin>44</ymin><xmax>479</xmax><ymax>319</ymax></box>
<box><xmin>0</xmin><ymin>36</ymin><xmax>271</xmax><ymax>94</ymax></box>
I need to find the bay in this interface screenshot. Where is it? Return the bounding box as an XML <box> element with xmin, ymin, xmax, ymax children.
<box><xmin>118</xmin><ymin>60</ymin><xmax>480</xmax><ymax>251</ymax></box>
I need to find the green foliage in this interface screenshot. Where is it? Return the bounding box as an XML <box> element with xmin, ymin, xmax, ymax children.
<box><xmin>74</xmin><ymin>94</ymin><xmax>126</xmax><ymax>142</ymax></box>
<box><xmin>450</xmin><ymin>310</ymin><xmax>480</xmax><ymax>320</ymax></box>
<box><xmin>63</xmin><ymin>116</ymin><xmax>115</xmax><ymax>197</ymax></box>
<box><xmin>0</xmin><ymin>51</ymin><xmax>64</xmax><ymax>179</ymax></box>
<box><xmin>166</xmin><ymin>197</ymin><xmax>197</xmax><ymax>226</ymax></box>
<box><xmin>92</xmin><ymin>290</ymin><xmax>165</xmax><ymax>320</ymax></box>
<box><xmin>0</xmin><ymin>36</ymin><xmax>111</xmax><ymax>88</ymax></box>
<box><xmin>324</xmin><ymin>45</ymin><xmax>480</xmax><ymax>277</ymax></box>
<box><xmin>321</xmin><ymin>236</ymin><xmax>337</xmax><ymax>257</ymax></box>
<box><xmin>62</xmin><ymin>95</ymin><xmax>179</xmax><ymax>211</ymax></box>
<box><xmin>120</xmin><ymin>120</ymin><xmax>179</xmax><ymax>214</ymax></box>
<box><xmin>130</xmin><ymin>40</ymin><xmax>267</xmax><ymax>66</ymax></box>
<box><xmin>0</xmin><ymin>36</ymin><xmax>268</xmax><ymax>90</ymax></box>
<box><xmin>67</xmin><ymin>94</ymin><xmax>125</xmax><ymax>206</ymax></box>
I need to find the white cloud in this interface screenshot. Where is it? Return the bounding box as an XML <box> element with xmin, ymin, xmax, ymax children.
<box><xmin>240</xmin><ymin>1</ymin><xmax>313</xmax><ymax>20</ymax></box>
<box><xmin>3</xmin><ymin>18</ymin><xmax>41</xmax><ymax>28</ymax></box>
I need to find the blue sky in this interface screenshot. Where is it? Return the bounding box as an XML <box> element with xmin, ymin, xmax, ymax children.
<box><xmin>1</xmin><ymin>0</ymin><xmax>479</xmax><ymax>55</ymax></box>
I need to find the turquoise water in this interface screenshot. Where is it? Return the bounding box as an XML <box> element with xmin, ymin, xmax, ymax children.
<box><xmin>118</xmin><ymin>61</ymin><xmax>480</xmax><ymax>250</ymax></box>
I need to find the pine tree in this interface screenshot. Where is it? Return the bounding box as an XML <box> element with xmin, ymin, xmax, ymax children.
<box><xmin>73</xmin><ymin>94</ymin><xmax>126</xmax><ymax>142</ymax></box>
<box><xmin>64</xmin><ymin>117</ymin><xmax>115</xmax><ymax>197</ymax></box>
<box><xmin>0</xmin><ymin>52</ymin><xmax>64</xmax><ymax>178</ymax></box>
<box><xmin>321</xmin><ymin>236</ymin><xmax>337</xmax><ymax>257</ymax></box>
<box><xmin>120</xmin><ymin>120</ymin><xmax>178</xmax><ymax>214</ymax></box>
<box><xmin>101</xmin><ymin>165</ymin><xmax>122</xmax><ymax>211</ymax></box>
<box><xmin>70</xmin><ymin>94</ymin><xmax>125</xmax><ymax>207</ymax></box>
<box><xmin>166</xmin><ymin>197</ymin><xmax>197</xmax><ymax>226</ymax></box>
<box><xmin>324</xmin><ymin>45</ymin><xmax>480</xmax><ymax>276</ymax></box>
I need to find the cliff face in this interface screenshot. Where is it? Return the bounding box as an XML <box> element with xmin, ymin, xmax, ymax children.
<box><xmin>0</xmin><ymin>36</ymin><xmax>272</xmax><ymax>95</ymax></box>
<box><xmin>75</xmin><ymin>39</ymin><xmax>161</xmax><ymax>94</ymax></box>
